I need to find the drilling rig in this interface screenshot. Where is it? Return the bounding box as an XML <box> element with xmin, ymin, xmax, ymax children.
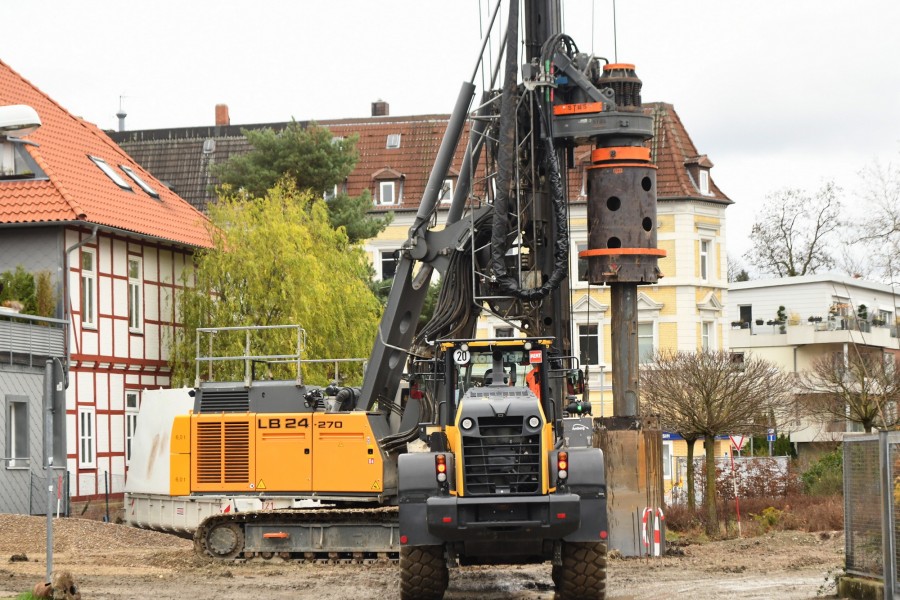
<box><xmin>126</xmin><ymin>1</ymin><xmax>665</xmax><ymax>597</ymax></box>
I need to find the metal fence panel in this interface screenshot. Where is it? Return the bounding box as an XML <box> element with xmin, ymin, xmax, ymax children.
<box><xmin>844</xmin><ymin>434</ymin><xmax>883</xmax><ymax>578</ymax></box>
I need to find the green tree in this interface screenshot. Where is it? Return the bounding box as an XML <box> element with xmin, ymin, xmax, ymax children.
<box><xmin>641</xmin><ymin>350</ymin><xmax>794</xmax><ymax>536</ymax></box>
<box><xmin>170</xmin><ymin>182</ymin><xmax>382</xmax><ymax>387</ymax></box>
<box><xmin>211</xmin><ymin>121</ymin><xmax>391</xmax><ymax>243</ymax></box>
<box><xmin>0</xmin><ymin>266</ymin><xmax>36</xmax><ymax>314</ymax></box>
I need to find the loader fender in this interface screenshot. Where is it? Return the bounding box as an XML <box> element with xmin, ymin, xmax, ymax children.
<box><xmin>560</xmin><ymin>447</ymin><xmax>608</xmax><ymax>543</ymax></box>
<box><xmin>398</xmin><ymin>452</ymin><xmax>452</xmax><ymax>546</ymax></box>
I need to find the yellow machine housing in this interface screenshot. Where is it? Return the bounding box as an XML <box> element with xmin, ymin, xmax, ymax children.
<box><xmin>170</xmin><ymin>411</ymin><xmax>386</xmax><ymax>497</ymax></box>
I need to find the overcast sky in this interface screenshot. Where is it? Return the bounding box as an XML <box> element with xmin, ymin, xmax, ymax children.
<box><xmin>3</xmin><ymin>1</ymin><xmax>899</xmax><ymax>263</ymax></box>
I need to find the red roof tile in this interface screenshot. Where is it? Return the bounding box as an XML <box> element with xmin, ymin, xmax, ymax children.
<box><xmin>0</xmin><ymin>60</ymin><xmax>211</xmax><ymax>248</ymax></box>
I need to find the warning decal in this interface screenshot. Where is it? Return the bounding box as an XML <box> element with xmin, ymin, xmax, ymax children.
<box><xmin>257</xmin><ymin>479</ymin><xmax>267</xmax><ymax>490</ymax></box>
<box><xmin>371</xmin><ymin>480</ymin><xmax>381</xmax><ymax>490</ymax></box>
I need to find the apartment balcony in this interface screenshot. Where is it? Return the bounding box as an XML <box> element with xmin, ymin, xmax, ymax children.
<box><xmin>730</xmin><ymin>320</ymin><xmax>898</xmax><ymax>350</ymax></box>
<box><xmin>0</xmin><ymin>310</ymin><xmax>67</xmax><ymax>367</ymax></box>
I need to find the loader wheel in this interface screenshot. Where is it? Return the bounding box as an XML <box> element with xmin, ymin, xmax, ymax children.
<box><xmin>204</xmin><ymin>522</ymin><xmax>245</xmax><ymax>559</ymax></box>
<box><xmin>400</xmin><ymin>545</ymin><xmax>448</xmax><ymax>600</ymax></box>
<box><xmin>556</xmin><ymin>541</ymin><xmax>607</xmax><ymax>600</ymax></box>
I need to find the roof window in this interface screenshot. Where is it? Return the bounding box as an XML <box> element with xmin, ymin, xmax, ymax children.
<box><xmin>88</xmin><ymin>155</ymin><xmax>132</xmax><ymax>190</ymax></box>
<box><xmin>386</xmin><ymin>133</ymin><xmax>401</xmax><ymax>149</ymax></box>
<box><xmin>0</xmin><ymin>139</ymin><xmax>46</xmax><ymax>181</ymax></box>
<box><xmin>120</xmin><ymin>165</ymin><xmax>160</xmax><ymax>199</ymax></box>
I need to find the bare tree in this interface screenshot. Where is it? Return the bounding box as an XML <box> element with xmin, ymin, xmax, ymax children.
<box><xmin>745</xmin><ymin>183</ymin><xmax>842</xmax><ymax>277</ymax></box>
<box><xmin>641</xmin><ymin>350</ymin><xmax>794</xmax><ymax>536</ymax></box>
<box><xmin>855</xmin><ymin>159</ymin><xmax>900</xmax><ymax>284</ymax></box>
<box><xmin>727</xmin><ymin>254</ymin><xmax>750</xmax><ymax>283</ymax></box>
<box><xmin>797</xmin><ymin>348</ymin><xmax>900</xmax><ymax>433</ymax></box>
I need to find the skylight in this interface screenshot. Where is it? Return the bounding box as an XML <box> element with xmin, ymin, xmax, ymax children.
<box><xmin>120</xmin><ymin>165</ymin><xmax>160</xmax><ymax>199</ymax></box>
<box><xmin>386</xmin><ymin>133</ymin><xmax>401</xmax><ymax>149</ymax></box>
<box><xmin>88</xmin><ymin>155</ymin><xmax>131</xmax><ymax>190</ymax></box>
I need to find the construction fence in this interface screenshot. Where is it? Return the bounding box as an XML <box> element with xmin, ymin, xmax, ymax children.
<box><xmin>843</xmin><ymin>432</ymin><xmax>900</xmax><ymax>597</ymax></box>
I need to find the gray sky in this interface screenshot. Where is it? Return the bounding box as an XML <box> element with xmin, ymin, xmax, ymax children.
<box><xmin>3</xmin><ymin>1</ymin><xmax>899</xmax><ymax>262</ymax></box>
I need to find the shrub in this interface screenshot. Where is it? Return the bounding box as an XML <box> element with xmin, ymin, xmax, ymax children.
<box><xmin>801</xmin><ymin>448</ymin><xmax>843</xmax><ymax>496</ymax></box>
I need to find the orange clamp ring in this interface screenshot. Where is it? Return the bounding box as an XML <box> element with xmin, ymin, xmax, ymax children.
<box><xmin>263</xmin><ymin>532</ymin><xmax>290</xmax><ymax>539</ymax></box>
<box><xmin>591</xmin><ymin>147</ymin><xmax>651</xmax><ymax>164</ymax></box>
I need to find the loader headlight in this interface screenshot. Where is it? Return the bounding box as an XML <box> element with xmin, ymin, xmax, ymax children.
<box><xmin>460</xmin><ymin>417</ymin><xmax>474</xmax><ymax>431</ymax></box>
<box><xmin>527</xmin><ymin>416</ymin><xmax>541</xmax><ymax>429</ymax></box>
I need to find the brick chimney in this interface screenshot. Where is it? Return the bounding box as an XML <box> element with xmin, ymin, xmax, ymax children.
<box><xmin>371</xmin><ymin>100</ymin><xmax>389</xmax><ymax>117</ymax></box>
<box><xmin>215</xmin><ymin>104</ymin><xmax>230</xmax><ymax>127</ymax></box>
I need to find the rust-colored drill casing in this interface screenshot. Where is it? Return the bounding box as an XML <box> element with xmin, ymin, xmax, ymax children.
<box><xmin>584</xmin><ymin>146</ymin><xmax>663</xmax><ymax>285</ymax></box>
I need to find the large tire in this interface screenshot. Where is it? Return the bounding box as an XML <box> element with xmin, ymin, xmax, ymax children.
<box><xmin>556</xmin><ymin>541</ymin><xmax>607</xmax><ymax>600</ymax></box>
<box><xmin>400</xmin><ymin>545</ymin><xmax>448</xmax><ymax>600</ymax></box>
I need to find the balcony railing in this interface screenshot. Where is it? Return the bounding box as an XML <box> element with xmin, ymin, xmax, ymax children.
<box><xmin>0</xmin><ymin>310</ymin><xmax>67</xmax><ymax>367</ymax></box>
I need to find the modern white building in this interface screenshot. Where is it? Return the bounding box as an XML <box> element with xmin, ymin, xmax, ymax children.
<box><xmin>728</xmin><ymin>274</ymin><xmax>900</xmax><ymax>452</ymax></box>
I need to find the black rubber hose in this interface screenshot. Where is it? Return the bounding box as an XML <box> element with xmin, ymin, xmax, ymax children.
<box><xmin>488</xmin><ymin>0</ymin><xmax>519</xmax><ymax>287</ymax></box>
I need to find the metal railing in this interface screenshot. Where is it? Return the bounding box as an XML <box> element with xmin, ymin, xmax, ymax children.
<box><xmin>194</xmin><ymin>325</ymin><xmax>367</xmax><ymax>387</ymax></box>
<box><xmin>0</xmin><ymin>311</ymin><xmax>67</xmax><ymax>367</ymax></box>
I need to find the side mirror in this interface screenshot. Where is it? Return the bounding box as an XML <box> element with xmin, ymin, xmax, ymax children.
<box><xmin>567</xmin><ymin>369</ymin><xmax>585</xmax><ymax>395</ymax></box>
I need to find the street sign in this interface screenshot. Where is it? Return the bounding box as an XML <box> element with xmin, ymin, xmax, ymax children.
<box><xmin>729</xmin><ymin>435</ymin><xmax>746</xmax><ymax>451</ymax></box>
<box><xmin>767</xmin><ymin>427</ymin><xmax>777</xmax><ymax>442</ymax></box>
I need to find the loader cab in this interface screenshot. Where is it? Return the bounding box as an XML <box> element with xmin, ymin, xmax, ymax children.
<box><xmin>440</xmin><ymin>338</ymin><xmax>553</xmax><ymax>426</ymax></box>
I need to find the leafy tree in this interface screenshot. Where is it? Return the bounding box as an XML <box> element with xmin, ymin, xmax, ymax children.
<box><xmin>641</xmin><ymin>350</ymin><xmax>794</xmax><ymax>535</ymax></box>
<box><xmin>170</xmin><ymin>182</ymin><xmax>382</xmax><ymax>387</ymax></box>
<box><xmin>797</xmin><ymin>348</ymin><xmax>900</xmax><ymax>433</ymax></box>
<box><xmin>211</xmin><ymin>121</ymin><xmax>390</xmax><ymax>243</ymax></box>
<box><xmin>0</xmin><ymin>266</ymin><xmax>36</xmax><ymax>314</ymax></box>
<box><xmin>745</xmin><ymin>183</ymin><xmax>842</xmax><ymax>277</ymax></box>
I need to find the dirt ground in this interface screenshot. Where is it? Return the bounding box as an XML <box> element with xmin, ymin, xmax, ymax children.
<box><xmin>0</xmin><ymin>515</ymin><xmax>844</xmax><ymax>599</ymax></box>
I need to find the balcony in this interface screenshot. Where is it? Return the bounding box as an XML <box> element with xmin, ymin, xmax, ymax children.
<box><xmin>730</xmin><ymin>320</ymin><xmax>897</xmax><ymax>349</ymax></box>
<box><xmin>0</xmin><ymin>309</ymin><xmax>67</xmax><ymax>367</ymax></box>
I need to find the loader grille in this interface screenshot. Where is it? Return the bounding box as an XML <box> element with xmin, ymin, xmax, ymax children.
<box><xmin>461</xmin><ymin>416</ymin><xmax>541</xmax><ymax>496</ymax></box>
<box><xmin>195</xmin><ymin>421</ymin><xmax>251</xmax><ymax>484</ymax></box>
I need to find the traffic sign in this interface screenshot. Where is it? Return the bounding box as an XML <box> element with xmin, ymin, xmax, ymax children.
<box><xmin>729</xmin><ymin>435</ymin><xmax>746</xmax><ymax>451</ymax></box>
<box><xmin>452</xmin><ymin>348</ymin><xmax>470</xmax><ymax>365</ymax></box>
<box><xmin>767</xmin><ymin>433</ymin><xmax>777</xmax><ymax>442</ymax></box>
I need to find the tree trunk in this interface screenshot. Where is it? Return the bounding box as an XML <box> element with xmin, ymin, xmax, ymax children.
<box><xmin>685</xmin><ymin>437</ymin><xmax>697</xmax><ymax>511</ymax></box>
<box><xmin>704</xmin><ymin>436</ymin><xmax>719</xmax><ymax>536</ymax></box>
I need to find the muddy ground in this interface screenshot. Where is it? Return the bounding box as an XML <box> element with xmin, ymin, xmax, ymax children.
<box><xmin>0</xmin><ymin>515</ymin><xmax>844</xmax><ymax>599</ymax></box>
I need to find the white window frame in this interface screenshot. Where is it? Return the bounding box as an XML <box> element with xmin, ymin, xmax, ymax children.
<box><xmin>701</xmin><ymin>320</ymin><xmax>714</xmax><ymax>351</ymax></box>
<box><xmin>575</xmin><ymin>242</ymin><xmax>589</xmax><ymax>283</ymax></box>
<box><xmin>378</xmin><ymin>181</ymin><xmax>396</xmax><ymax>205</ymax></box>
<box><xmin>81</xmin><ymin>248</ymin><xmax>97</xmax><ymax>328</ymax></box>
<box><xmin>386</xmin><ymin>133</ymin><xmax>401</xmax><ymax>149</ymax></box>
<box><xmin>128</xmin><ymin>257</ymin><xmax>143</xmax><ymax>332</ymax></box>
<box><xmin>578</xmin><ymin>323</ymin><xmax>600</xmax><ymax>366</ymax></box>
<box><xmin>78</xmin><ymin>407</ymin><xmax>95</xmax><ymax>469</ymax></box>
<box><xmin>439</xmin><ymin>178</ymin><xmax>454</xmax><ymax>203</ymax></box>
<box><xmin>638</xmin><ymin>321</ymin><xmax>656</xmax><ymax>364</ymax></box>
<box><xmin>699</xmin><ymin>239</ymin><xmax>710</xmax><ymax>282</ymax></box>
<box><xmin>119</xmin><ymin>165</ymin><xmax>159</xmax><ymax>199</ymax></box>
<box><xmin>125</xmin><ymin>391</ymin><xmax>140</xmax><ymax>465</ymax></box>
<box><xmin>6</xmin><ymin>398</ymin><xmax>28</xmax><ymax>469</ymax></box>
<box><xmin>699</xmin><ymin>169</ymin><xmax>710</xmax><ymax>196</ymax></box>
<box><xmin>380</xmin><ymin>249</ymin><xmax>399</xmax><ymax>280</ymax></box>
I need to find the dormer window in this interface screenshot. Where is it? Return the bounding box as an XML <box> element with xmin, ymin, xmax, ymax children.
<box><xmin>0</xmin><ymin>139</ymin><xmax>45</xmax><ymax>181</ymax></box>
<box><xmin>120</xmin><ymin>165</ymin><xmax>159</xmax><ymax>199</ymax></box>
<box><xmin>372</xmin><ymin>167</ymin><xmax>404</xmax><ymax>205</ymax></box>
<box><xmin>386</xmin><ymin>134</ymin><xmax>401</xmax><ymax>149</ymax></box>
<box><xmin>88</xmin><ymin>155</ymin><xmax>131</xmax><ymax>190</ymax></box>
<box><xmin>699</xmin><ymin>170</ymin><xmax>710</xmax><ymax>196</ymax></box>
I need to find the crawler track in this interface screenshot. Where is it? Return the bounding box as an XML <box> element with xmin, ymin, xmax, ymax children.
<box><xmin>193</xmin><ymin>506</ymin><xmax>400</xmax><ymax>562</ymax></box>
